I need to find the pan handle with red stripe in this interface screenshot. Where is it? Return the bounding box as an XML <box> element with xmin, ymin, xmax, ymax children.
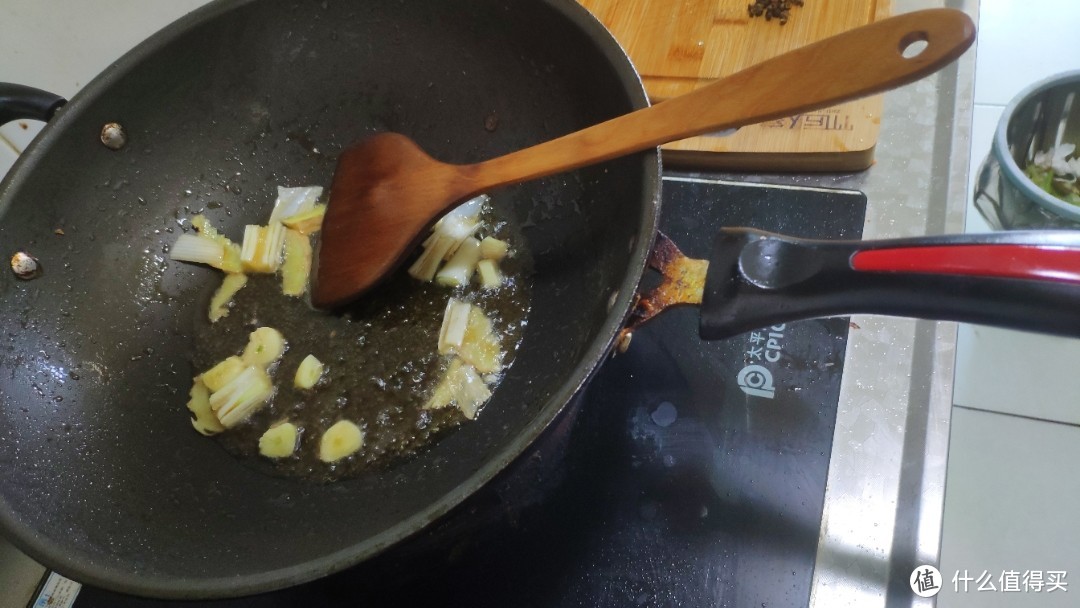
<box><xmin>699</xmin><ymin>228</ymin><xmax>1080</xmax><ymax>340</ymax></box>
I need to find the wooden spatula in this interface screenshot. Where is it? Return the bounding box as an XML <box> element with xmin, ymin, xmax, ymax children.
<box><xmin>312</xmin><ymin>8</ymin><xmax>974</xmax><ymax>308</ymax></box>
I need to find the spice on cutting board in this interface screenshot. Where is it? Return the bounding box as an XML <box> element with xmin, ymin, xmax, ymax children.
<box><xmin>748</xmin><ymin>0</ymin><xmax>805</xmax><ymax>24</ymax></box>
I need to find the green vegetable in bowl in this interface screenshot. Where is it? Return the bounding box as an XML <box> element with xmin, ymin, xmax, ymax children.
<box><xmin>1026</xmin><ymin>143</ymin><xmax>1080</xmax><ymax>206</ymax></box>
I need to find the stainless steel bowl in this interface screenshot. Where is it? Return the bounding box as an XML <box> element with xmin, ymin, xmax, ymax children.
<box><xmin>975</xmin><ymin>70</ymin><xmax>1080</xmax><ymax>229</ymax></box>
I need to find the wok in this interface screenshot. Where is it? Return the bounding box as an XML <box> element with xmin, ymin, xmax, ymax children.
<box><xmin>1</xmin><ymin>0</ymin><xmax>1078</xmax><ymax>600</ymax></box>
<box><xmin>1</xmin><ymin>0</ymin><xmax>651</xmax><ymax>598</ymax></box>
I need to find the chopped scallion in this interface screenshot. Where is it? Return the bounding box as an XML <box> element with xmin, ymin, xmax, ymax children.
<box><xmin>210</xmin><ymin>365</ymin><xmax>274</xmax><ymax>427</ymax></box>
<box><xmin>171</xmin><ymin>233</ymin><xmax>225</xmax><ymax>268</ymax></box>
<box><xmin>436</xmin><ymin>237</ymin><xmax>481</xmax><ymax>287</ymax></box>
<box><xmin>477</xmin><ymin>259</ymin><xmax>503</xmax><ymax>290</ymax></box>
<box><xmin>479</xmin><ymin>236</ymin><xmax>509</xmax><ymax>261</ymax></box>
<box><xmin>422</xmin><ymin>358</ymin><xmax>490</xmax><ymax>419</ymax></box>
<box><xmin>187</xmin><ymin>377</ymin><xmax>224</xmax><ymax>436</ymax></box>
<box><xmin>240</xmin><ymin>222</ymin><xmax>287</xmax><ymax>273</ymax></box>
<box><xmin>269</xmin><ymin>186</ymin><xmax>323</xmax><ymax>224</ymax></box>
<box><xmin>438</xmin><ymin>298</ymin><xmax>472</xmax><ymax>355</ymax></box>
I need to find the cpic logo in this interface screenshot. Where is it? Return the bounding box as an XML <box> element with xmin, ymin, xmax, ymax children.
<box><xmin>739</xmin><ymin>324</ymin><xmax>785</xmax><ymax>399</ymax></box>
<box><xmin>736</xmin><ymin>364</ymin><xmax>775</xmax><ymax>399</ymax></box>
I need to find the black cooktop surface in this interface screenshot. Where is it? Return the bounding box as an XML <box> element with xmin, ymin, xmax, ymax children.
<box><xmin>71</xmin><ymin>176</ymin><xmax>867</xmax><ymax>608</ymax></box>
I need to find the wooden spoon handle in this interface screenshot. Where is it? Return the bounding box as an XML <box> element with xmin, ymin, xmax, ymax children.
<box><xmin>467</xmin><ymin>8</ymin><xmax>974</xmax><ymax>188</ymax></box>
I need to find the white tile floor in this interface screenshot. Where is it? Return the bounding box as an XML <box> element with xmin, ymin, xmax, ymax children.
<box><xmin>2</xmin><ymin>2</ymin><xmax>1080</xmax><ymax>608</ymax></box>
<box><xmin>939</xmin><ymin>1</ymin><xmax>1080</xmax><ymax>607</ymax></box>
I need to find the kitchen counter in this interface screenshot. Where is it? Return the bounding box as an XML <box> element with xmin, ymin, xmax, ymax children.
<box><xmin>0</xmin><ymin>1</ymin><xmax>976</xmax><ymax>607</ymax></box>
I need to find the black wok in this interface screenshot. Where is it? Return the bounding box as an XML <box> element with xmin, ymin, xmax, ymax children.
<box><xmin>0</xmin><ymin>0</ymin><xmax>657</xmax><ymax>597</ymax></box>
<box><xmin>2</xmin><ymin>0</ymin><xmax>1080</xmax><ymax>600</ymax></box>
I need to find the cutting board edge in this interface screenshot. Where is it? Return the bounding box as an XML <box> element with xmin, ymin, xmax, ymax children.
<box><xmin>660</xmin><ymin>146</ymin><xmax>878</xmax><ymax>173</ymax></box>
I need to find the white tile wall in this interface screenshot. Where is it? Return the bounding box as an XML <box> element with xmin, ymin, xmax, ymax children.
<box><xmin>942</xmin><ymin>0</ymin><xmax>1080</xmax><ymax>606</ymax></box>
<box><xmin>972</xmin><ymin>0</ymin><xmax>1080</xmax><ymax>106</ymax></box>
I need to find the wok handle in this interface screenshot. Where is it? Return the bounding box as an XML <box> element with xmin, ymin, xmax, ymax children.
<box><xmin>699</xmin><ymin>228</ymin><xmax>1080</xmax><ymax>340</ymax></box>
<box><xmin>0</xmin><ymin>83</ymin><xmax>66</xmax><ymax>126</ymax></box>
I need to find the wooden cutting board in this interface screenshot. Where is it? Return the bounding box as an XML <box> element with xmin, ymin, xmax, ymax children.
<box><xmin>577</xmin><ymin>0</ymin><xmax>892</xmax><ymax>171</ymax></box>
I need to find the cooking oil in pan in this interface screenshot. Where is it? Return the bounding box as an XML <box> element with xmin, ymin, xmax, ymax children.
<box><xmin>190</xmin><ymin>221</ymin><xmax>532</xmax><ymax>483</ymax></box>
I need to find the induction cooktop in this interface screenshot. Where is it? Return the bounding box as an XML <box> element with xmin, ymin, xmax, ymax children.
<box><xmin>36</xmin><ymin>176</ymin><xmax>867</xmax><ymax>608</ymax></box>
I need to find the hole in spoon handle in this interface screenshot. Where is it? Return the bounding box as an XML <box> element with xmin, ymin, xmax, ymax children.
<box><xmin>899</xmin><ymin>32</ymin><xmax>930</xmax><ymax>58</ymax></box>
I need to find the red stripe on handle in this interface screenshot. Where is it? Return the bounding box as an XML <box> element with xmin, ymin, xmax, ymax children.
<box><xmin>851</xmin><ymin>245</ymin><xmax>1080</xmax><ymax>284</ymax></box>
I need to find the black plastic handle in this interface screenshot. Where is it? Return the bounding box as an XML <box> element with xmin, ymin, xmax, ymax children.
<box><xmin>0</xmin><ymin>83</ymin><xmax>67</xmax><ymax>126</ymax></box>
<box><xmin>700</xmin><ymin>228</ymin><xmax>1080</xmax><ymax>339</ymax></box>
